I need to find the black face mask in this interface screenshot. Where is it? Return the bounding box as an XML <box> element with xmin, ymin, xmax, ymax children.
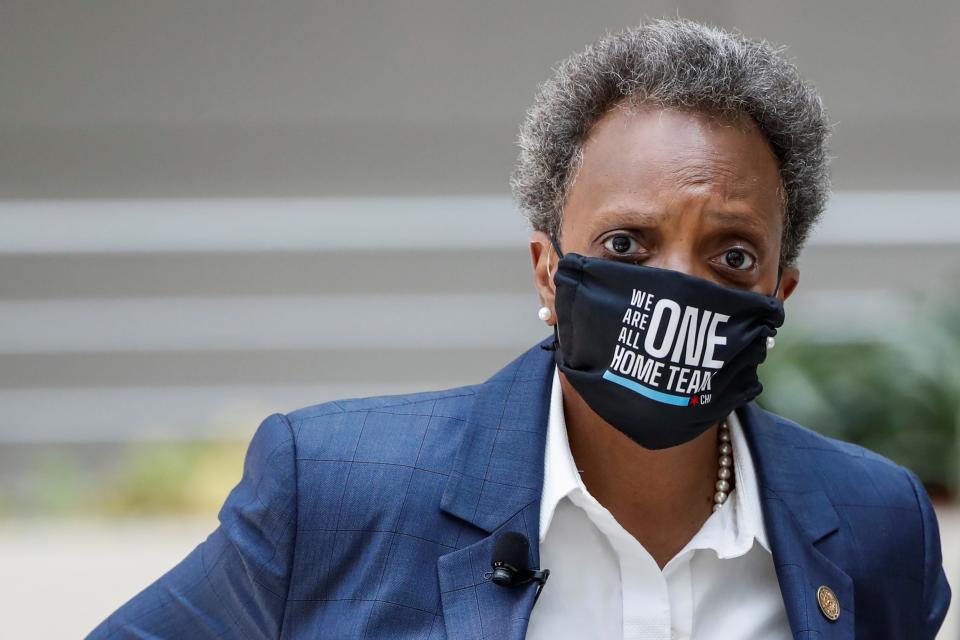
<box><xmin>547</xmin><ymin>235</ymin><xmax>786</xmax><ymax>450</ymax></box>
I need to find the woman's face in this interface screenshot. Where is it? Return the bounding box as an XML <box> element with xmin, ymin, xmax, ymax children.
<box><xmin>531</xmin><ymin>104</ymin><xmax>800</xmax><ymax>323</ymax></box>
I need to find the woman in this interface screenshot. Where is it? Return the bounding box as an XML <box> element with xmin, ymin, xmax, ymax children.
<box><xmin>88</xmin><ymin>18</ymin><xmax>950</xmax><ymax>640</ymax></box>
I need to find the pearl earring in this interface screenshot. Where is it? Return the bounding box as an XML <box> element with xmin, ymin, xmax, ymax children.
<box><xmin>538</xmin><ymin>307</ymin><xmax>552</xmax><ymax>322</ymax></box>
<box><xmin>766</xmin><ymin>336</ymin><xmax>776</xmax><ymax>349</ymax></box>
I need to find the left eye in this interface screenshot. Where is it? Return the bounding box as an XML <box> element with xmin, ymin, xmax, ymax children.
<box><xmin>603</xmin><ymin>234</ymin><xmax>640</xmax><ymax>254</ymax></box>
<box><xmin>720</xmin><ymin>248</ymin><xmax>755</xmax><ymax>270</ymax></box>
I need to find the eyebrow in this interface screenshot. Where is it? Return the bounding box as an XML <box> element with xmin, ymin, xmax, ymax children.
<box><xmin>588</xmin><ymin>208</ymin><xmax>768</xmax><ymax>231</ymax></box>
<box><xmin>587</xmin><ymin>208</ymin><xmax>662</xmax><ymax>231</ymax></box>
<box><xmin>706</xmin><ymin>210</ymin><xmax>772</xmax><ymax>243</ymax></box>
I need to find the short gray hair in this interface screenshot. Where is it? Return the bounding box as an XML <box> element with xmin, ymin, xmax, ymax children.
<box><xmin>509</xmin><ymin>18</ymin><xmax>832</xmax><ymax>267</ymax></box>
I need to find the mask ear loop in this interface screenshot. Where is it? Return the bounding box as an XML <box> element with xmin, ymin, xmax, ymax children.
<box><xmin>548</xmin><ymin>232</ymin><xmax>565</xmax><ymax>259</ymax></box>
<box><xmin>541</xmin><ymin>233</ymin><xmax>564</xmax><ymax>352</ymax></box>
<box><xmin>772</xmin><ymin>263</ymin><xmax>784</xmax><ymax>298</ymax></box>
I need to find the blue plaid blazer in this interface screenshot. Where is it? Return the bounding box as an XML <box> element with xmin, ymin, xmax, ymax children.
<box><xmin>88</xmin><ymin>336</ymin><xmax>950</xmax><ymax>639</ymax></box>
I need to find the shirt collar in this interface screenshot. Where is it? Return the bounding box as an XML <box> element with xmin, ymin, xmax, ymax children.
<box><xmin>538</xmin><ymin>366</ymin><xmax>770</xmax><ymax>557</ymax></box>
<box><xmin>538</xmin><ymin>366</ymin><xmax>584</xmax><ymax>542</ymax></box>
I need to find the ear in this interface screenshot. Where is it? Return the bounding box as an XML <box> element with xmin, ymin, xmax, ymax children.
<box><xmin>529</xmin><ymin>231</ymin><xmax>558</xmax><ymax>326</ymax></box>
<box><xmin>777</xmin><ymin>265</ymin><xmax>800</xmax><ymax>303</ymax></box>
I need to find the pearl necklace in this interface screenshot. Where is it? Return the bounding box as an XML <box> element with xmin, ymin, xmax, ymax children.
<box><xmin>712</xmin><ymin>419</ymin><xmax>734</xmax><ymax>512</ymax></box>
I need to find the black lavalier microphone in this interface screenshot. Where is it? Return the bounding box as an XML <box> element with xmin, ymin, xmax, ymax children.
<box><xmin>487</xmin><ymin>532</ymin><xmax>550</xmax><ymax>603</ymax></box>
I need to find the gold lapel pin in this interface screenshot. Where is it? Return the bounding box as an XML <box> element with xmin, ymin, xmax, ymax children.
<box><xmin>817</xmin><ymin>585</ymin><xmax>840</xmax><ymax>621</ymax></box>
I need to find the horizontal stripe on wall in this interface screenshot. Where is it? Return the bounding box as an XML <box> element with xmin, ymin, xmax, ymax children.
<box><xmin>1</xmin><ymin>192</ymin><xmax>959</xmax><ymax>254</ymax></box>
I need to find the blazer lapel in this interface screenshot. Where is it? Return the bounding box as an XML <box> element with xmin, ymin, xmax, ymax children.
<box><xmin>740</xmin><ymin>401</ymin><xmax>856</xmax><ymax>639</ymax></box>
<box><xmin>436</xmin><ymin>501</ymin><xmax>543</xmax><ymax>640</ymax></box>
<box><xmin>437</xmin><ymin>337</ymin><xmax>555</xmax><ymax>640</ymax></box>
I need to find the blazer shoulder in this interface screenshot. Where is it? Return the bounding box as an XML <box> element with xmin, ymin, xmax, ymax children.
<box><xmin>284</xmin><ymin>383</ymin><xmax>480</xmax><ymax>425</ymax></box>
<box><xmin>275</xmin><ymin>385</ymin><xmax>480</xmax><ymax>563</ymax></box>
<box><xmin>755</xmin><ymin>404</ymin><xmax>923</xmax><ymax>510</ymax></box>
<box><xmin>281</xmin><ymin>383</ymin><xmax>480</xmax><ymax>467</ymax></box>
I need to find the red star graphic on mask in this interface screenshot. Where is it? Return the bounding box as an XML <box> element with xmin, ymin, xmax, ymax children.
<box><xmin>691</xmin><ymin>396</ymin><xmax>699</xmax><ymax>405</ymax></box>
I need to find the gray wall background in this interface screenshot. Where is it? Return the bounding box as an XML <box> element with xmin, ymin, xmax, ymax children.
<box><xmin>1</xmin><ymin>0</ymin><xmax>958</xmax><ymax>442</ymax></box>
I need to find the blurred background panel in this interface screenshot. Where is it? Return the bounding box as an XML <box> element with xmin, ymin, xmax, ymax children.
<box><xmin>0</xmin><ymin>1</ymin><xmax>957</xmax><ymax>637</ymax></box>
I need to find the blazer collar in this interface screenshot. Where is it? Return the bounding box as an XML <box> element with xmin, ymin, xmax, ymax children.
<box><xmin>437</xmin><ymin>337</ymin><xmax>554</xmax><ymax>640</ymax></box>
<box><xmin>438</xmin><ymin>336</ymin><xmax>855</xmax><ymax>640</ymax></box>
<box><xmin>439</xmin><ymin>335</ymin><xmax>555</xmax><ymax>534</ymax></box>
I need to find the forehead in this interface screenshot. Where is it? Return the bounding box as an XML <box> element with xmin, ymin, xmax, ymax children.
<box><xmin>566</xmin><ymin>104</ymin><xmax>785</xmax><ymax>233</ymax></box>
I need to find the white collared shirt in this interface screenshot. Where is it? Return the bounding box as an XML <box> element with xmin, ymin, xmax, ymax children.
<box><xmin>526</xmin><ymin>367</ymin><xmax>792</xmax><ymax>640</ymax></box>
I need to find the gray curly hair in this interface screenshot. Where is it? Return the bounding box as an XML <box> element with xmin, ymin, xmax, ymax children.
<box><xmin>509</xmin><ymin>18</ymin><xmax>832</xmax><ymax>268</ymax></box>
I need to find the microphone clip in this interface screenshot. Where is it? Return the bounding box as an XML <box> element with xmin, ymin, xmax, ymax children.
<box><xmin>486</xmin><ymin>566</ymin><xmax>550</xmax><ymax>588</ymax></box>
<box><xmin>484</xmin><ymin>566</ymin><xmax>551</xmax><ymax>604</ymax></box>
<box><xmin>487</xmin><ymin>531</ymin><xmax>551</xmax><ymax>603</ymax></box>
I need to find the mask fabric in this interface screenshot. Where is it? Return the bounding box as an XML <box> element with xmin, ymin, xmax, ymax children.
<box><xmin>548</xmin><ymin>236</ymin><xmax>785</xmax><ymax>449</ymax></box>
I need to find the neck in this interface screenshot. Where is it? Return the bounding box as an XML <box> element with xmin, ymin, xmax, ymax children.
<box><xmin>558</xmin><ymin>370</ymin><xmax>720</xmax><ymax>568</ymax></box>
